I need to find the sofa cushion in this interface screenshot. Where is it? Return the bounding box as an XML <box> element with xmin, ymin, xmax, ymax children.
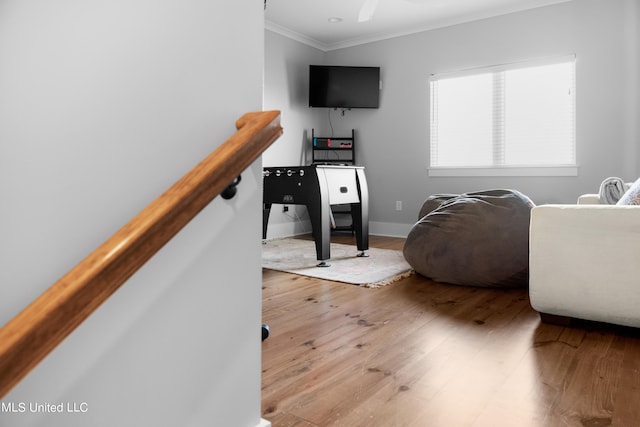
<box><xmin>616</xmin><ymin>178</ymin><xmax>640</xmax><ymax>205</ymax></box>
<box><xmin>403</xmin><ymin>189</ymin><xmax>535</xmax><ymax>288</ymax></box>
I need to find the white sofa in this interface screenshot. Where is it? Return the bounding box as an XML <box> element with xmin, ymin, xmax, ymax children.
<box><xmin>529</xmin><ymin>193</ymin><xmax>640</xmax><ymax>327</ymax></box>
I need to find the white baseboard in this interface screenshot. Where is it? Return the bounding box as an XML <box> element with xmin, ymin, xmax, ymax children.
<box><xmin>369</xmin><ymin>221</ymin><xmax>413</xmax><ymax>238</ymax></box>
<box><xmin>256</xmin><ymin>418</ymin><xmax>271</xmax><ymax>427</ymax></box>
<box><xmin>264</xmin><ymin>220</ymin><xmax>412</xmax><ymax>239</ymax></box>
<box><xmin>263</xmin><ymin>219</ymin><xmax>312</xmax><ymax>240</ymax></box>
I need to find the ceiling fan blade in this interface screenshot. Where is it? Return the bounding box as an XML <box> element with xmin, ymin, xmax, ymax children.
<box><xmin>358</xmin><ymin>0</ymin><xmax>379</xmax><ymax>22</ymax></box>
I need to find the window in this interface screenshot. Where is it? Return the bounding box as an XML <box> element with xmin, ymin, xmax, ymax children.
<box><xmin>429</xmin><ymin>56</ymin><xmax>576</xmax><ymax>176</ymax></box>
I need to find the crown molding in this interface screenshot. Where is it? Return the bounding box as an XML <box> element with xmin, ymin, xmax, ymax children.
<box><xmin>265</xmin><ymin>0</ymin><xmax>574</xmax><ymax>52</ymax></box>
<box><xmin>265</xmin><ymin>21</ymin><xmax>330</xmax><ymax>52</ymax></box>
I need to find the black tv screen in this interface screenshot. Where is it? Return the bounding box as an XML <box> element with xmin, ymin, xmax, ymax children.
<box><xmin>309</xmin><ymin>65</ymin><xmax>380</xmax><ymax>109</ymax></box>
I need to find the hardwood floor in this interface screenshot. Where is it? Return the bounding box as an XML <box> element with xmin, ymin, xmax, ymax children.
<box><xmin>261</xmin><ymin>235</ymin><xmax>640</xmax><ymax>427</ymax></box>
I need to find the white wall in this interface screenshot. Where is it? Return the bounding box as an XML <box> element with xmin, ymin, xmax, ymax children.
<box><xmin>263</xmin><ymin>31</ymin><xmax>325</xmax><ymax>167</ymax></box>
<box><xmin>265</xmin><ymin>0</ymin><xmax>639</xmax><ymax>236</ymax></box>
<box><xmin>0</xmin><ymin>2</ymin><xmax>266</xmax><ymax>427</ymax></box>
<box><xmin>626</xmin><ymin>0</ymin><xmax>640</xmax><ymax>175</ymax></box>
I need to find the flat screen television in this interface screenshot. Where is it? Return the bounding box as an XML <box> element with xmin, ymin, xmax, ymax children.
<box><xmin>308</xmin><ymin>65</ymin><xmax>380</xmax><ymax>109</ymax></box>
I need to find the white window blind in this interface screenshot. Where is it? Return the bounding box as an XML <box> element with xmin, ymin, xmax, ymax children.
<box><xmin>429</xmin><ymin>56</ymin><xmax>576</xmax><ymax>175</ymax></box>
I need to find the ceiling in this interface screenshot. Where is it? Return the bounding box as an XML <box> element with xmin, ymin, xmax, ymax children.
<box><xmin>265</xmin><ymin>0</ymin><xmax>572</xmax><ymax>51</ymax></box>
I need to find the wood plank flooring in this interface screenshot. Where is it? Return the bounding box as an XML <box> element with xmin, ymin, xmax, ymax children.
<box><xmin>261</xmin><ymin>235</ymin><xmax>640</xmax><ymax>427</ymax></box>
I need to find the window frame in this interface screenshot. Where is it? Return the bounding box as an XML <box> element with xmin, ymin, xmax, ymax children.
<box><xmin>428</xmin><ymin>55</ymin><xmax>577</xmax><ymax>177</ymax></box>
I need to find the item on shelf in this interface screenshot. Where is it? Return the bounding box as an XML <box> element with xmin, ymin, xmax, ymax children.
<box><xmin>311</xmin><ymin>129</ymin><xmax>355</xmax><ymax>165</ymax></box>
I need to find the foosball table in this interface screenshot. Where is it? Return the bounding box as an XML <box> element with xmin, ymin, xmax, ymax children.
<box><xmin>262</xmin><ymin>165</ymin><xmax>369</xmax><ymax>266</ymax></box>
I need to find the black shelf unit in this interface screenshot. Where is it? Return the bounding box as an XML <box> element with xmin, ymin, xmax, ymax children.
<box><xmin>311</xmin><ymin>129</ymin><xmax>356</xmax><ymax>233</ymax></box>
<box><xmin>311</xmin><ymin>129</ymin><xmax>355</xmax><ymax>165</ymax></box>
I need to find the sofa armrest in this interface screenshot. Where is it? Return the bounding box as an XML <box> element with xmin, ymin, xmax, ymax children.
<box><xmin>577</xmin><ymin>194</ymin><xmax>602</xmax><ymax>205</ymax></box>
<box><xmin>529</xmin><ymin>204</ymin><xmax>640</xmax><ymax>327</ymax></box>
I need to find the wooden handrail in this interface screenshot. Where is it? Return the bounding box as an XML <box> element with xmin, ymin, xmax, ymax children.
<box><xmin>0</xmin><ymin>111</ymin><xmax>282</xmax><ymax>398</ymax></box>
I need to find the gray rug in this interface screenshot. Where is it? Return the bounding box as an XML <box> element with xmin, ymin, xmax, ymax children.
<box><xmin>262</xmin><ymin>238</ymin><xmax>413</xmax><ymax>288</ymax></box>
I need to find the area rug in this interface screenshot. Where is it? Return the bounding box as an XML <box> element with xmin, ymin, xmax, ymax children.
<box><xmin>262</xmin><ymin>238</ymin><xmax>413</xmax><ymax>288</ymax></box>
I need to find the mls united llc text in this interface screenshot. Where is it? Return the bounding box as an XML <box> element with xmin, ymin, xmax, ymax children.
<box><xmin>1</xmin><ymin>401</ymin><xmax>88</xmax><ymax>414</ymax></box>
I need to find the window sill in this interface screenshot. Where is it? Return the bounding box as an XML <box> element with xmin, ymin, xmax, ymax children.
<box><xmin>428</xmin><ymin>166</ymin><xmax>578</xmax><ymax>177</ymax></box>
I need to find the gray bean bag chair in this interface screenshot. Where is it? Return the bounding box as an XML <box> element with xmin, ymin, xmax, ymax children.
<box><xmin>403</xmin><ymin>189</ymin><xmax>535</xmax><ymax>287</ymax></box>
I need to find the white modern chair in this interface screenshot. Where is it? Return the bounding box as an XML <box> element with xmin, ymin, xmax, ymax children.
<box><xmin>529</xmin><ymin>193</ymin><xmax>640</xmax><ymax>327</ymax></box>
